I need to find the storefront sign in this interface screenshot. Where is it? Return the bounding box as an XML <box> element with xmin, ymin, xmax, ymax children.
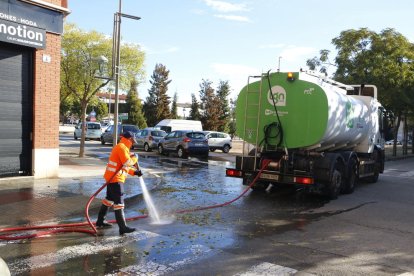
<box><xmin>0</xmin><ymin>0</ymin><xmax>63</xmax><ymax>34</ymax></box>
<box><xmin>0</xmin><ymin>18</ymin><xmax>45</xmax><ymax>49</ymax></box>
<box><xmin>0</xmin><ymin>0</ymin><xmax>63</xmax><ymax>48</ymax></box>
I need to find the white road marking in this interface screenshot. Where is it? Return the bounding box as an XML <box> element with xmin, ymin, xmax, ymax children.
<box><xmin>234</xmin><ymin>262</ymin><xmax>298</xmax><ymax>276</ymax></box>
<box><xmin>8</xmin><ymin>230</ymin><xmax>159</xmax><ymax>274</ymax></box>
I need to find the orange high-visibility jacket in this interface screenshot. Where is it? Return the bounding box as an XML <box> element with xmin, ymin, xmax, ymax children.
<box><xmin>104</xmin><ymin>137</ymin><xmax>138</xmax><ymax>183</ymax></box>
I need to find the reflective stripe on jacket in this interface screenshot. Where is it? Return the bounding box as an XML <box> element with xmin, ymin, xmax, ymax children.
<box><xmin>104</xmin><ymin>137</ymin><xmax>138</xmax><ymax>183</ymax></box>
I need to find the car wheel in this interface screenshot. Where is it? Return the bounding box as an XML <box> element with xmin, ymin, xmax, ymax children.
<box><xmin>101</xmin><ymin>137</ymin><xmax>105</xmax><ymax>145</ymax></box>
<box><xmin>158</xmin><ymin>145</ymin><xmax>164</xmax><ymax>155</ymax></box>
<box><xmin>209</xmin><ymin>148</ymin><xmax>216</xmax><ymax>152</ymax></box>
<box><xmin>222</xmin><ymin>144</ymin><xmax>230</xmax><ymax>153</ymax></box>
<box><xmin>177</xmin><ymin>146</ymin><xmax>187</xmax><ymax>158</ymax></box>
<box><xmin>74</xmin><ymin>133</ymin><xmax>78</xmax><ymax>140</ymax></box>
<box><xmin>144</xmin><ymin>143</ymin><xmax>151</xmax><ymax>152</ymax></box>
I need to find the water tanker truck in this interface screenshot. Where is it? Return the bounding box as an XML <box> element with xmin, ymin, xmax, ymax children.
<box><xmin>226</xmin><ymin>70</ymin><xmax>393</xmax><ymax>199</ymax></box>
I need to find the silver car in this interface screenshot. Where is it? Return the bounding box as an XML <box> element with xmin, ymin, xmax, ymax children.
<box><xmin>202</xmin><ymin>131</ymin><xmax>232</xmax><ymax>153</ymax></box>
<box><xmin>74</xmin><ymin>122</ymin><xmax>102</xmax><ymax>140</ymax></box>
<box><xmin>134</xmin><ymin>128</ymin><xmax>167</xmax><ymax>152</ymax></box>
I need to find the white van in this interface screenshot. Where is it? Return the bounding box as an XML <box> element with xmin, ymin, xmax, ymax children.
<box><xmin>155</xmin><ymin>119</ymin><xmax>202</xmax><ymax>133</ymax></box>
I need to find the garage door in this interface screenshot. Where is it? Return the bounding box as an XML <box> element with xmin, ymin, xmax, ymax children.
<box><xmin>0</xmin><ymin>42</ymin><xmax>33</xmax><ymax>177</ymax></box>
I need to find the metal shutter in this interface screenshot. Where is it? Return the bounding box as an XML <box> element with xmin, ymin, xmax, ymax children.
<box><xmin>0</xmin><ymin>42</ymin><xmax>33</xmax><ymax>177</ymax></box>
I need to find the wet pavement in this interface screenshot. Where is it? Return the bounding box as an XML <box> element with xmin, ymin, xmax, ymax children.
<box><xmin>1</xmin><ymin>141</ymin><xmax>414</xmax><ymax>275</ymax></box>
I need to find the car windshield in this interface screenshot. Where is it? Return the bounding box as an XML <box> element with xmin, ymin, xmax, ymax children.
<box><xmin>186</xmin><ymin>132</ymin><xmax>205</xmax><ymax>139</ymax></box>
<box><xmin>88</xmin><ymin>123</ymin><xmax>101</xmax><ymax>130</ymax></box>
<box><xmin>123</xmin><ymin>125</ymin><xmax>139</xmax><ymax>133</ymax></box>
<box><xmin>151</xmin><ymin>130</ymin><xmax>167</xmax><ymax>137</ymax></box>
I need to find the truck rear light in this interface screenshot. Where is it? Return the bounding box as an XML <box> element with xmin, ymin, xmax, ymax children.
<box><xmin>226</xmin><ymin>169</ymin><xmax>242</xmax><ymax>177</ymax></box>
<box><xmin>183</xmin><ymin>137</ymin><xmax>191</xmax><ymax>143</ymax></box>
<box><xmin>294</xmin><ymin>176</ymin><xmax>314</xmax><ymax>185</ymax></box>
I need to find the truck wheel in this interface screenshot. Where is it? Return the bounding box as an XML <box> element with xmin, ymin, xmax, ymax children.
<box><xmin>243</xmin><ymin>174</ymin><xmax>268</xmax><ymax>191</ymax></box>
<box><xmin>365</xmin><ymin>150</ymin><xmax>380</xmax><ymax>183</ymax></box>
<box><xmin>222</xmin><ymin>144</ymin><xmax>230</xmax><ymax>153</ymax></box>
<box><xmin>342</xmin><ymin>158</ymin><xmax>358</xmax><ymax>194</ymax></box>
<box><xmin>325</xmin><ymin>162</ymin><xmax>342</xmax><ymax>199</ymax></box>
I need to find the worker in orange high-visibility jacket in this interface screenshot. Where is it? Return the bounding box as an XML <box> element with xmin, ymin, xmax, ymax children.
<box><xmin>96</xmin><ymin>130</ymin><xmax>143</xmax><ymax>235</ymax></box>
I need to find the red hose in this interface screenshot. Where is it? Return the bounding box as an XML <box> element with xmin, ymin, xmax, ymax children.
<box><xmin>0</xmin><ymin>160</ymin><xmax>270</xmax><ymax>240</ymax></box>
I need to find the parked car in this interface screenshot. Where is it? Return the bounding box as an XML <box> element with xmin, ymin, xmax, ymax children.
<box><xmin>202</xmin><ymin>131</ymin><xmax>232</xmax><ymax>153</ymax></box>
<box><xmin>74</xmin><ymin>122</ymin><xmax>102</xmax><ymax>140</ymax></box>
<box><xmin>100</xmin><ymin>124</ymin><xmax>140</xmax><ymax>145</ymax></box>
<box><xmin>134</xmin><ymin>128</ymin><xmax>167</xmax><ymax>152</ymax></box>
<box><xmin>157</xmin><ymin>130</ymin><xmax>209</xmax><ymax>158</ymax></box>
<box><xmin>385</xmin><ymin>140</ymin><xmax>402</xmax><ymax>145</ymax></box>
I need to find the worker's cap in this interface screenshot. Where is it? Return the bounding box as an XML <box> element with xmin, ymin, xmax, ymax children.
<box><xmin>121</xmin><ymin>131</ymin><xmax>137</xmax><ymax>143</ymax></box>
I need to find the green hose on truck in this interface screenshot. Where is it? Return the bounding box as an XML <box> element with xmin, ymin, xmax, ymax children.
<box><xmin>226</xmin><ymin>70</ymin><xmax>393</xmax><ymax>199</ymax></box>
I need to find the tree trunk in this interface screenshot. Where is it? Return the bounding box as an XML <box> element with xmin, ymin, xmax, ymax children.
<box><xmin>403</xmin><ymin>112</ymin><xmax>408</xmax><ymax>155</ymax></box>
<box><xmin>393</xmin><ymin>112</ymin><xmax>402</xmax><ymax>157</ymax></box>
<box><xmin>79</xmin><ymin>100</ymin><xmax>88</xmax><ymax>157</ymax></box>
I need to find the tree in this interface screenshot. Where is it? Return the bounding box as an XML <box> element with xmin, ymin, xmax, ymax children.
<box><xmin>199</xmin><ymin>79</ymin><xmax>222</xmax><ymax>130</ymax></box>
<box><xmin>126</xmin><ymin>79</ymin><xmax>147</xmax><ymax>128</ymax></box>
<box><xmin>228</xmin><ymin>97</ymin><xmax>237</xmax><ymax>138</ymax></box>
<box><xmin>216</xmin><ymin>80</ymin><xmax>231</xmax><ymax>132</ymax></box>
<box><xmin>171</xmin><ymin>92</ymin><xmax>178</xmax><ymax>119</ymax></box>
<box><xmin>307</xmin><ymin>28</ymin><xmax>414</xmax><ymax>156</ymax></box>
<box><xmin>61</xmin><ymin>23</ymin><xmax>145</xmax><ymax>157</ymax></box>
<box><xmin>143</xmin><ymin>63</ymin><xmax>172</xmax><ymax>126</ymax></box>
<box><xmin>189</xmin><ymin>93</ymin><xmax>201</xmax><ymax>121</ymax></box>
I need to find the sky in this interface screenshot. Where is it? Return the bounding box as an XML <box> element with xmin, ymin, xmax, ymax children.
<box><xmin>67</xmin><ymin>0</ymin><xmax>414</xmax><ymax>104</ymax></box>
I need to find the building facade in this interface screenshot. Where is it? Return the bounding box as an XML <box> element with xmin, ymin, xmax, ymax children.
<box><xmin>0</xmin><ymin>0</ymin><xmax>69</xmax><ymax>178</ymax></box>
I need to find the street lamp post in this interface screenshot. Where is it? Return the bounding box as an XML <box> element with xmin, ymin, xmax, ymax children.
<box><xmin>95</xmin><ymin>0</ymin><xmax>140</xmax><ymax>145</ymax></box>
<box><xmin>111</xmin><ymin>0</ymin><xmax>141</xmax><ymax>145</ymax></box>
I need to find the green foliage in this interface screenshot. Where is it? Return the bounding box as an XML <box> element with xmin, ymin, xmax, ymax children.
<box><xmin>189</xmin><ymin>93</ymin><xmax>201</xmax><ymax>121</ymax></box>
<box><xmin>216</xmin><ymin>80</ymin><xmax>231</xmax><ymax>132</ymax></box>
<box><xmin>126</xmin><ymin>79</ymin><xmax>147</xmax><ymax>128</ymax></box>
<box><xmin>61</xmin><ymin>22</ymin><xmax>145</xmax><ymax>156</ymax></box>
<box><xmin>143</xmin><ymin>63</ymin><xmax>172</xmax><ymax>126</ymax></box>
<box><xmin>199</xmin><ymin>79</ymin><xmax>222</xmax><ymax>130</ymax></box>
<box><xmin>171</xmin><ymin>92</ymin><xmax>178</xmax><ymax>119</ymax></box>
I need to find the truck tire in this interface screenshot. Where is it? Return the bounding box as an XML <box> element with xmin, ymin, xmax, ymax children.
<box><xmin>325</xmin><ymin>161</ymin><xmax>343</xmax><ymax>199</ymax></box>
<box><xmin>341</xmin><ymin>157</ymin><xmax>358</xmax><ymax>194</ymax></box>
<box><xmin>365</xmin><ymin>150</ymin><xmax>380</xmax><ymax>183</ymax></box>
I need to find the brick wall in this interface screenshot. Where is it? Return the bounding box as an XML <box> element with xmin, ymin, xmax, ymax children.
<box><xmin>33</xmin><ymin>33</ymin><xmax>61</xmax><ymax>149</ymax></box>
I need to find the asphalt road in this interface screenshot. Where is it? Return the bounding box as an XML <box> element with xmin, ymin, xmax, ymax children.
<box><xmin>2</xmin><ymin>135</ymin><xmax>414</xmax><ymax>275</ymax></box>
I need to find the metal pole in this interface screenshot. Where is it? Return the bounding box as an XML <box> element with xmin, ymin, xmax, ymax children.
<box><xmin>112</xmin><ymin>0</ymin><xmax>122</xmax><ymax>146</ymax></box>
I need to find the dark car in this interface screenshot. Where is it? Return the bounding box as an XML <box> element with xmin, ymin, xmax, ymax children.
<box><xmin>157</xmin><ymin>130</ymin><xmax>209</xmax><ymax>158</ymax></box>
<box><xmin>134</xmin><ymin>128</ymin><xmax>167</xmax><ymax>152</ymax></box>
<box><xmin>100</xmin><ymin>124</ymin><xmax>140</xmax><ymax>145</ymax></box>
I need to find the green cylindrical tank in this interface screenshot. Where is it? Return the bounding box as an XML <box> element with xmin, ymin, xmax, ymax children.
<box><xmin>236</xmin><ymin>72</ymin><xmax>373</xmax><ymax>150</ymax></box>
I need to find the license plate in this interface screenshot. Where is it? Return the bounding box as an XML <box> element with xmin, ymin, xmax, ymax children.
<box><xmin>260</xmin><ymin>173</ymin><xmax>279</xmax><ymax>181</ymax></box>
<box><xmin>194</xmin><ymin>143</ymin><xmax>204</xmax><ymax>146</ymax></box>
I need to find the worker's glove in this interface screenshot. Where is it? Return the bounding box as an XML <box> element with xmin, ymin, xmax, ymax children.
<box><xmin>134</xmin><ymin>170</ymin><xmax>143</xmax><ymax>177</ymax></box>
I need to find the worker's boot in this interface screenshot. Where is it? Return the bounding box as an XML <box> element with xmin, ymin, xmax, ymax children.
<box><xmin>96</xmin><ymin>205</ymin><xmax>112</xmax><ymax>228</ymax></box>
<box><xmin>114</xmin><ymin>209</ymin><xmax>135</xmax><ymax>235</ymax></box>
